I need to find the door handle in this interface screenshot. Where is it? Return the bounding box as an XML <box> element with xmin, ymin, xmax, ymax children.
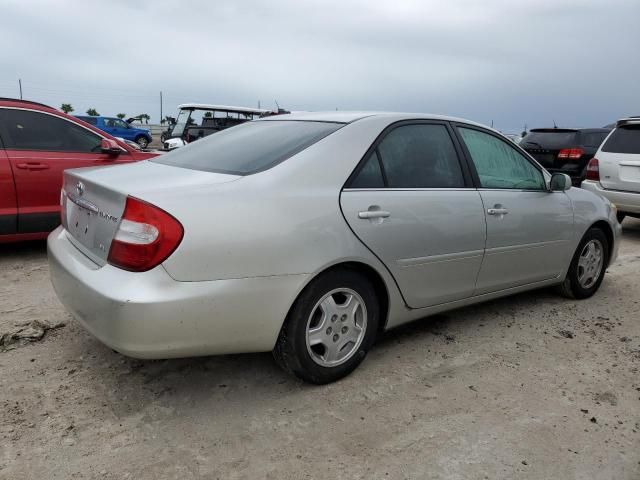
<box><xmin>358</xmin><ymin>210</ymin><xmax>391</xmax><ymax>219</ymax></box>
<box><xmin>487</xmin><ymin>208</ymin><xmax>508</xmax><ymax>215</ymax></box>
<box><xmin>15</xmin><ymin>162</ymin><xmax>49</xmax><ymax>170</ymax></box>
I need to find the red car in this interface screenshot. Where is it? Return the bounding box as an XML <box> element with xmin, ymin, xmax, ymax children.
<box><xmin>0</xmin><ymin>98</ymin><xmax>158</xmax><ymax>243</ymax></box>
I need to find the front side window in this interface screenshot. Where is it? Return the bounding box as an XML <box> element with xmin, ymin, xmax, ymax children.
<box><xmin>0</xmin><ymin>109</ymin><xmax>102</xmax><ymax>153</ymax></box>
<box><xmin>459</xmin><ymin>127</ymin><xmax>545</xmax><ymax>190</ymax></box>
<box><xmin>153</xmin><ymin>120</ymin><xmax>343</xmax><ymax>175</ymax></box>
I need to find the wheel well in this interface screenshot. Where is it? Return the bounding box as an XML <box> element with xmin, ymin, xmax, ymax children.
<box><xmin>590</xmin><ymin>220</ymin><xmax>614</xmax><ymax>265</ymax></box>
<box><xmin>315</xmin><ymin>262</ymin><xmax>390</xmax><ymax>335</ymax></box>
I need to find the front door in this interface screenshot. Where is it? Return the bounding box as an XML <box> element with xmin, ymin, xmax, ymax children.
<box><xmin>0</xmin><ymin>108</ymin><xmax>129</xmax><ymax>233</ymax></box>
<box><xmin>340</xmin><ymin>121</ymin><xmax>486</xmax><ymax>308</ymax></box>
<box><xmin>454</xmin><ymin>125</ymin><xmax>574</xmax><ymax>294</ymax></box>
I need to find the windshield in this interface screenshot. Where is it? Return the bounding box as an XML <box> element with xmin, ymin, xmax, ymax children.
<box><xmin>153</xmin><ymin>120</ymin><xmax>343</xmax><ymax>175</ymax></box>
<box><xmin>171</xmin><ymin>109</ymin><xmax>192</xmax><ymax>138</ymax></box>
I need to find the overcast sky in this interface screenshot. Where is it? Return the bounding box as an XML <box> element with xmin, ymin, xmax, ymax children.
<box><xmin>1</xmin><ymin>0</ymin><xmax>638</xmax><ymax>132</ymax></box>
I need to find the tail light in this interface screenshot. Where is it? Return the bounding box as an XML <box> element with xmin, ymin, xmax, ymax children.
<box><xmin>107</xmin><ymin>196</ymin><xmax>183</xmax><ymax>272</ymax></box>
<box><xmin>586</xmin><ymin>158</ymin><xmax>600</xmax><ymax>181</ymax></box>
<box><xmin>557</xmin><ymin>148</ymin><xmax>584</xmax><ymax>160</ymax></box>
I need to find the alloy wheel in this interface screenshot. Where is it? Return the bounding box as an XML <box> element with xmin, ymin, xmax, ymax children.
<box><xmin>305</xmin><ymin>288</ymin><xmax>367</xmax><ymax>367</ymax></box>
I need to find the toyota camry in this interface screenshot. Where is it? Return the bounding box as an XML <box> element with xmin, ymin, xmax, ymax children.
<box><xmin>48</xmin><ymin>112</ymin><xmax>621</xmax><ymax>384</ymax></box>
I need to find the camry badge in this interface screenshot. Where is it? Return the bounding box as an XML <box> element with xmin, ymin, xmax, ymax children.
<box><xmin>76</xmin><ymin>181</ymin><xmax>85</xmax><ymax>196</ymax></box>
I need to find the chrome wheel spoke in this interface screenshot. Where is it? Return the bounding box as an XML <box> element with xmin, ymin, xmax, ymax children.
<box><xmin>308</xmin><ymin>326</ymin><xmax>326</xmax><ymax>347</ymax></box>
<box><xmin>578</xmin><ymin>255</ymin><xmax>590</xmax><ymax>269</ymax></box>
<box><xmin>320</xmin><ymin>295</ymin><xmax>338</xmax><ymax>317</ymax></box>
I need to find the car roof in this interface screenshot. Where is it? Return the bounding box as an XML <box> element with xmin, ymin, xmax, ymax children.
<box><xmin>528</xmin><ymin>127</ymin><xmax>610</xmax><ymax>133</ymax></box>
<box><xmin>616</xmin><ymin>117</ymin><xmax>640</xmax><ymax>128</ymax></box>
<box><xmin>178</xmin><ymin>103</ymin><xmax>270</xmax><ymax>114</ymax></box>
<box><xmin>258</xmin><ymin>111</ymin><xmax>491</xmax><ymax>128</ymax></box>
<box><xmin>0</xmin><ymin>97</ymin><xmax>56</xmax><ymax>111</ymax></box>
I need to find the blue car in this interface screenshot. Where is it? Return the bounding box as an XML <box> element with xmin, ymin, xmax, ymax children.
<box><xmin>75</xmin><ymin>116</ymin><xmax>153</xmax><ymax>149</ymax></box>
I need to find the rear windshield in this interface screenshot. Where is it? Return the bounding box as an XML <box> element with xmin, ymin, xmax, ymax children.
<box><xmin>601</xmin><ymin>125</ymin><xmax>640</xmax><ymax>154</ymax></box>
<box><xmin>520</xmin><ymin>130</ymin><xmax>577</xmax><ymax>149</ymax></box>
<box><xmin>153</xmin><ymin>120</ymin><xmax>343</xmax><ymax>175</ymax></box>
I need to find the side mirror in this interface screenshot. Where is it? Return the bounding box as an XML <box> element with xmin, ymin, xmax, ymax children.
<box><xmin>549</xmin><ymin>173</ymin><xmax>572</xmax><ymax>192</ymax></box>
<box><xmin>100</xmin><ymin>138</ymin><xmax>122</xmax><ymax>156</ymax></box>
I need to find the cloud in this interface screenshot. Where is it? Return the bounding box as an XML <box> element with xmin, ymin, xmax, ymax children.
<box><xmin>0</xmin><ymin>0</ymin><xmax>638</xmax><ymax>131</ymax></box>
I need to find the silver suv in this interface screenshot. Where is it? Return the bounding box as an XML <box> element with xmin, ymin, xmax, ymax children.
<box><xmin>582</xmin><ymin>117</ymin><xmax>640</xmax><ymax>223</ymax></box>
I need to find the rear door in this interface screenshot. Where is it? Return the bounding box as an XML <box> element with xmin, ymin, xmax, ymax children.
<box><xmin>598</xmin><ymin>124</ymin><xmax>640</xmax><ymax>193</ymax></box>
<box><xmin>340</xmin><ymin>121</ymin><xmax>486</xmax><ymax>308</ymax></box>
<box><xmin>0</xmin><ymin>137</ymin><xmax>17</xmax><ymax>235</ymax></box>
<box><xmin>0</xmin><ymin>108</ymin><xmax>134</xmax><ymax>234</ymax></box>
<box><xmin>454</xmin><ymin>125</ymin><xmax>574</xmax><ymax>294</ymax></box>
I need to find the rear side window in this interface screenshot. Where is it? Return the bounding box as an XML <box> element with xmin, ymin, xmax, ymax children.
<box><xmin>579</xmin><ymin>131</ymin><xmax>609</xmax><ymax>147</ymax></box>
<box><xmin>349</xmin><ymin>123</ymin><xmax>464</xmax><ymax>189</ymax></box>
<box><xmin>459</xmin><ymin>127</ymin><xmax>546</xmax><ymax>190</ymax></box>
<box><xmin>349</xmin><ymin>150</ymin><xmax>385</xmax><ymax>188</ymax></box>
<box><xmin>377</xmin><ymin>124</ymin><xmax>464</xmax><ymax>188</ymax></box>
<box><xmin>601</xmin><ymin>126</ymin><xmax>640</xmax><ymax>154</ymax></box>
<box><xmin>0</xmin><ymin>109</ymin><xmax>102</xmax><ymax>152</ymax></box>
<box><xmin>153</xmin><ymin>120</ymin><xmax>343</xmax><ymax>175</ymax></box>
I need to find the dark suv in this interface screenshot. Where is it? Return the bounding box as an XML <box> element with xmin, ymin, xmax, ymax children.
<box><xmin>520</xmin><ymin>128</ymin><xmax>611</xmax><ymax>186</ymax></box>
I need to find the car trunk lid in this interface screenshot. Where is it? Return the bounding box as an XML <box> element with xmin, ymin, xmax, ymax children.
<box><xmin>61</xmin><ymin>161</ymin><xmax>240</xmax><ymax>265</ymax></box>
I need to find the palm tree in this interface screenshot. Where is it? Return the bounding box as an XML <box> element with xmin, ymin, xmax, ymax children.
<box><xmin>203</xmin><ymin>111</ymin><xmax>213</xmax><ymax>118</ymax></box>
<box><xmin>86</xmin><ymin>108</ymin><xmax>99</xmax><ymax>116</ymax></box>
<box><xmin>61</xmin><ymin>103</ymin><xmax>74</xmax><ymax>114</ymax></box>
<box><xmin>116</xmin><ymin>113</ymin><xmax>126</xmax><ymax>119</ymax></box>
<box><xmin>137</xmin><ymin>113</ymin><xmax>150</xmax><ymax>124</ymax></box>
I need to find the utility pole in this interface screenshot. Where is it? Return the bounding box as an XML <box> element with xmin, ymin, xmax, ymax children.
<box><xmin>160</xmin><ymin>91</ymin><xmax>163</xmax><ymax>124</ymax></box>
<box><xmin>18</xmin><ymin>79</ymin><xmax>22</xmax><ymax>99</ymax></box>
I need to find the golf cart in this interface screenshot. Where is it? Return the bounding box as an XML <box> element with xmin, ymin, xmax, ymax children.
<box><xmin>163</xmin><ymin>104</ymin><xmax>270</xmax><ymax>150</ymax></box>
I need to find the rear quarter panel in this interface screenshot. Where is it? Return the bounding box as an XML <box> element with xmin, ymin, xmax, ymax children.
<box><xmin>138</xmin><ymin>116</ymin><xmax>410</xmax><ymax>325</ymax></box>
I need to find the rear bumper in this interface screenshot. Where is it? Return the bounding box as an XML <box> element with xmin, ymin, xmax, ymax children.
<box><xmin>48</xmin><ymin>226</ymin><xmax>308</xmax><ymax>359</ymax></box>
<box><xmin>581</xmin><ymin>180</ymin><xmax>640</xmax><ymax>214</ymax></box>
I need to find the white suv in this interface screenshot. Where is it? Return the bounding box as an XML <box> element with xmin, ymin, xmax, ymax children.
<box><xmin>582</xmin><ymin>117</ymin><xmax>640</xmax><ymax>223</ymax></box>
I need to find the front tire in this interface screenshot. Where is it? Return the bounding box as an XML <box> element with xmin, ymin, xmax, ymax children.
<box><xmin>557</xmin><ymin>227</ymin><xmax>609</xmax><ymax>299</ymax></box>
<box><xmin>135</xmin><ymin>136</ymin><xmax>149</xmax><ymax>149</ymax></box>
<box><xmin>273</xmin><ymin>268</ymin><xmax>379</xmax><ymax>384</ymax></box>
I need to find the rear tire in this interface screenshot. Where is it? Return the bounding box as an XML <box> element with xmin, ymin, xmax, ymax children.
<box><xmin>557</xmin><ymin>227</ymin><xmax>609</xmax><ymax>299</ymax></box>
<box><xmin>273</xmin><ymin>268</ymin><xmax>379</xmax><ymax>384</ymax></box>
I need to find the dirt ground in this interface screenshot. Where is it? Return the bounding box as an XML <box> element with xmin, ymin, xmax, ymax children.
<box><xmin>1</xmin><ymin>220</ymin><xmax>639</xmax><ymax>480</ymax></box>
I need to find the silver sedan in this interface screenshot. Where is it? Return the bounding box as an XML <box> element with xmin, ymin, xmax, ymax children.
<box><xmin>48</xmin><ymin>112</ymin><xmax>621</xmax><ymax>384</ymax></box>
